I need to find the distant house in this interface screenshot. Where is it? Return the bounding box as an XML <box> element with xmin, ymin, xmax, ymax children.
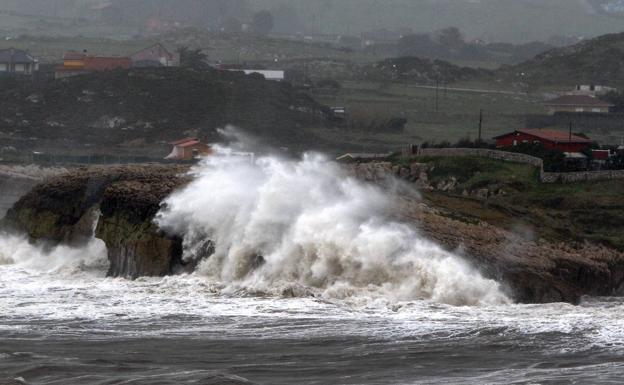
<box><xmin>571</xmin><ymin>84</ymin><xmax>616</xmax><ymax>96</ymax></box>
<box><xmin>130</xmin><ymin>43</ymin><xmax>179</xmax><ymax>68</ymax></box>
<box><xmin>336</xmin><ymin>153</ymin><xmax>391</xmax><ymax>163</ymax></box>
<box><xmin>241</xmin><ymin>69</ymin><xmax>285</xmax><ymax>81</ymax></box>
<box><xmin>544</xmin><ymin>95</ymin><xmax>613</xmax><ymax>115</ymax></box>
<box><xmin>0</xmin><ymin>48</ymin><xmax>38</xmax><ymax>76</ymax></box>
<box><xmin>165</xmin><ymin>138</ymin><xmax>212</xmax><ymax>160</ymax></box>
<box><xmin>494</xmin><ymin>128</ymin><xmax>593</xmax><ymax>153</ymax></box>
<box><xmin>55</xmin><ymin>51</ymin><xmax>132</xmax><ymax>79</ymax></box>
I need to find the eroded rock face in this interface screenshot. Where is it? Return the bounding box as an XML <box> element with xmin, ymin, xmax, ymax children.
<box><xmin>3</xmin><ymin>163</ymin><xmax>624</xmax><ymax>304</ymax></box>
<box><xmin>2</xmin><ymin>164</ymin><xmax>190</xmax><ymax>278</ymax></box>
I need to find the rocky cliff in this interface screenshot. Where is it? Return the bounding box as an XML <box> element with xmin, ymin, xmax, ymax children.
<box><xmin>3</xmin><ymin>163</ymin><xmax>624</xmax><ymax>304</ymax></box>
<box><xmin>2</xmin><ymin>164</ymin><xmax>190</xmax><ymax>278</ymax></box>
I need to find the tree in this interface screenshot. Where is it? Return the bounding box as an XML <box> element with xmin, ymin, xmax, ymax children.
<box><xmin>177</xmin><ymin>46</ymin><xmax>208</xmax><ymax>70</ymax></box>
<box><xmin>436</xmin><ymin>27</ymin><xmax>465</xmax><ymax>49</ymax></box>
<box><xmin>252</xmin><ymin>10</ymin><xmax>274</xmax><ymax>35</ymax></box>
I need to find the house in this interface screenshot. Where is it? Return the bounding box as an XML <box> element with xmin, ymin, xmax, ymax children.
<box><xmin>571</xmin><ymin>84</ymin><xmax>616</xmax><ymax>96</ymax></box>
<box><xmin>0</xmin><ymin>48</ymin><xmax>38</xmax><ymax>75</ymax></box>
<box><xmin>55</xmin><ymin>52</ymin><xmax>132</xmax><ymax>79</ymax></box>
<box><xmin>544</xmin><ymin>95</ymin><xmax>613</xmax><ymax>115</ymax></box>
<box><xmin>241</xmin><ymin>70</ymin><xmax>285</xmax><ymax>81</ymax></box>
<box><xmin>130</xmin><ymin>43</ymin><xmax>179</xmax><ymax>67</ymax></box>
<box><xmin>336</xmin><ymin>153</ymin><xmax>391</xmax><ymax>163</ymax></box>
<box><xmin>494</xmin><ymin>128</ymin><xmax>593</xmax><ymax>153</ymax></box>
<box><xmin>165</xmin><ymin>138</ymin><xmax>212</xmax><ymax>160</ymax></box>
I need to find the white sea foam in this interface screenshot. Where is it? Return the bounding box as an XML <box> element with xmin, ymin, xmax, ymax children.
<box><xmin>0</xmin><ymin>233</ymin><xmax>108</xmax><ymax>275</ymax></box>
<box><xmin>156</xmin><ymin>147</ymin><xmax>509</xmax><ymax>306</ymax></box>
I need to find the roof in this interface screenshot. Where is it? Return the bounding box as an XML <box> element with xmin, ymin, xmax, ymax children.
<box><xmin>177</xmin><ymin>140</ymin><xmax>201</xmax><ymax>148</ymax></box>
<box><xmin>336</xmin><ymin>153</ymin><xmax>391</xmax><ymax>161</ymax></box>
<box><xmin>495</xmin><ymin>129</ymin><xmax>593</xmax><ymax>144</ymax></box>
<box><xmin>545</xmin><ymin>95</ymin><xmax>613</xmax><ymax>107</ymax></box>
<box><xmin>170</xmin><ymin>137</ymin><xmax>197</xmax><ymax>145</ymax></box>
<box><xmin>63</xmin><ymin>52</ymin><xmax>86</xmax><ymax>60</ymax></box>
<box><xmin>83</xmin><ymin>56</ymin><xmax>132</xmax><ymax>71</ymax></box>
<box><xmin>563</xmin><ymin>152</ymin><xmax>588</xmax><ymax>159</ymax></box>
<box><xmin>131</xmin><ymin>43</ymin><xmax>174</xmax><ymax>58</ymax></box>
<box><xmin>0</xmin><ymin>48</ymin><xmax>36</xmax><ymax>64</ymax></box>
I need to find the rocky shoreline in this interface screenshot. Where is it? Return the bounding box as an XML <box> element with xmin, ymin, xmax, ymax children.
<box><xmin>2</xmin><ymin>163</ymin><xmax>623</xmax><ymax>304</ymax></box>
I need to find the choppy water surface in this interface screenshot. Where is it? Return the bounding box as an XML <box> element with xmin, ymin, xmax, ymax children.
<box><xmin>1</xmin><ymin>248</ymin><xmax>623</xmax><ymax>385</ymax></box>
<box><xmin>2</xmin><ymin>151</ymin><xmax>623</xmax><ymax>384</ymax></box>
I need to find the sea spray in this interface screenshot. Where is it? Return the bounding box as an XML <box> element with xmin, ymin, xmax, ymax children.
<box><xmin>0</xmin><ymin>233</ymin><xmax>108</xmax><ymax>275</ymax></box>
<box><xmin>156</xmin><ymin>148</ymin><xmax>510</xmax><ymax>306</ymax></box>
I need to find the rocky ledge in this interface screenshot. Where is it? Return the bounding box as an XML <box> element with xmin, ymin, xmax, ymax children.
<box><xmin>2</xmin><ymin>164</ymin><xmax>190</xmax><ymax>278</ymax></box>
<box><xmin>2</xmin><ymin>164</ymin><xmax>624</xmax><ymax>304</ymax></box>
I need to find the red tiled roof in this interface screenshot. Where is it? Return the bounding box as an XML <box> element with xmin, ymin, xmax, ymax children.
<box><xmin>83</xmin><ymin>56</ymin><xmax>131</xmax><ymax>71</ymax></box>
<box><xmin>170</xmin><ymin>137</ymin><xmax>197</xmax><ymax>145</ymax></box>
<box><xmin>177</xmin><ymin>140</ymin><xmax>202</xmax><ymax>148</ymax></box>
<box><xmin>63</xmin><ymin>52</ymin><xmax>85</xmax><ymax>60</ymax></box>
<box><xmin>544</xmin><ymin>95</ymin><xmax>613</xmax><ymax>107</ymax></box>
<box><xmin>519</xmin><ymin>129</ymin><xmax>593</xmax><ymax>143</ymax></box>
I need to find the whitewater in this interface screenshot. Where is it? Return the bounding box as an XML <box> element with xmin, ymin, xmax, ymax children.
<box><xmin>1</xmin><ymin>149</ymin><xmax>624</xmax><ymax>384</ymax></box>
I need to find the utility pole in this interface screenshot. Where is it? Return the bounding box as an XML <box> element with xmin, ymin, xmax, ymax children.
<box><xmin>478</xmin><ymin>109</ymin><xmax>483</xmax><ymax>143</ymax></box>
<box><xmin>435</xmin><ymin>78</ymin><xmax>439</xmax><ymax>112</ymax></box>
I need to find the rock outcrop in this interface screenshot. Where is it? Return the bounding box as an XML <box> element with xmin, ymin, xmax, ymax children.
<box><xmin>2</xmin><ymin>164</ymin><xmax>190</xmax><ymax>278</ymax></box>
<box><xmin>3</xmin><ymin>163</ymin><xmax>624</xmax><ymax>304</ymax></box>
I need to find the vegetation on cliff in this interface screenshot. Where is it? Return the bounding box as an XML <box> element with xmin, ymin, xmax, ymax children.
<box><xmin>0</xmin><ymin>67</ymin><xmax>332</xmax><ymax>156</ymax></box>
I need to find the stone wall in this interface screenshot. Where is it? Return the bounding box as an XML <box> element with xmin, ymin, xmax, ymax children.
<box><xmin>418</xmin><ymin>148</ymin><xmax>544</xmax><ymax>168</ymax></box>
<box><xmin>542</xmin><ymin>170</ymin><xmax>624</xmax><ymax>183</ymax></box>
<box><xmin>416</xmin><ymin>147</ymin><xmax>624</xmax><ymax>184</ymax></box>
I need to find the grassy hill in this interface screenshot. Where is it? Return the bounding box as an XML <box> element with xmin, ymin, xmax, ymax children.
<box><xmin>501</xmin><ymin>32</ymin><xmax>624</xmax><ymax>87</ymax></box>
<box><xmin>0</xmin><ymin>67</ymin><xmax>333</xmax><ymax>157</ymax></box>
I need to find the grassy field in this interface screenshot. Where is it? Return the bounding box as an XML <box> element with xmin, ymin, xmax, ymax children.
<box><xmin>311</xmin><ymin>80</ymin><xmax>545</xmax><ymax>150</ymax></box>
<box><xmin>414</xmin><ymin>156</ymin><xmax>624</xmax><ymax>251</ymax></box>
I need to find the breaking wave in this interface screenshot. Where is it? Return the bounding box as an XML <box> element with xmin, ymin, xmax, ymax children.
<box><xmin>156</xmin><ymin>148</ymin><xmax>510</xmax><ymax>306</ymax></box>
<box><xmin>0</xmin><ymin>233</ymin><xmax>108</xmax><ymax>276</ymax></box>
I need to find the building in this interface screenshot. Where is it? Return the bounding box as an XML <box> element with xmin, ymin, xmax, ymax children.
<box><xmin>241</xmin><ymin>70</ymin><xmax>285</xmax><ymax>81</ymax></box>
<box><xmin>336</xmin><ymin>153</ymin><xmax>391</xmax><ymax>163</ymax></box>
<box><xmin>494</xmin><ymin>128</ymin><xmax>593</xmax><ymax>153</ymax></box>
<box><xmin>0</xmin><ymin>48</ymin><xmax>38</xmax><ymax>76</ymax></box>
<box><xmin>165</xmin><ymin>138</ymin><xmax>212</xmax><ymax>160</ymax></box>
<box><xmin>55</xmin><ymin>52</ymin><xmax>132</xmax><ymax>79</ymax></box>
<box><xmin>544</xmin><ymin>95</ymin><xmax>613</xmax><ymax>115</ymax></box>
<box><xmin>571</xmin><ymin>84</ymin><xmax>617</xmax><ymax>96</ymax></box>
<box><xmin>130</xmin><ymin>43</ymin><xmax>179</xmax><ymax>67</ymax></box>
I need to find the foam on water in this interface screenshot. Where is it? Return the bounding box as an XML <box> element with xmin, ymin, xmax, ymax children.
<box><xmin>156</xmin><ymin>148</ymin><xmax>508</xmax><ymax>306</ymax></box>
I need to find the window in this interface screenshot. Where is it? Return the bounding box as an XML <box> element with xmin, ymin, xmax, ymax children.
<box><xmin>0</xmin><ymin>63</ymin><xmax>6</xmax><ymax>72</ymax></box>
<box><xmin>575</xmin><ymin>107</ymin><xmax>584</xmax><ymax>112</ymax></box>
<box><xmin>592</xmin><ymin>108</ymin><xmax>601</xmax><ymax>113</ymax></box>
<box><xmin>513</xmin><ymin>140</ymin><xmax>518</xmax><ymax>146</ymax></box>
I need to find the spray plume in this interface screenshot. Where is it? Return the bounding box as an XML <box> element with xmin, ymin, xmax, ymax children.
<box><xmin>156</xmin><ymin>142</ymin><xmax>509</xmax><ymax>306</ymax></box>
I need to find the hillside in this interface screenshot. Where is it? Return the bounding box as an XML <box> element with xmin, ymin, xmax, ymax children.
<box><xmin>0</xmin><ymin>67</ymin><xmax>332</xmax><ymax>157</ymax></box>
<box><xmin>502</xmin><ymin>32</ymin><xmax>624</xmax><ymax>87</ymax></box>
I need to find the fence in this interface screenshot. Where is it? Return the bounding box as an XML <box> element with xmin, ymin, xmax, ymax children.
<box><xmin>415</xmin><ymin>147</ymin><xmax>624</xmax><ymax>184</ymax></box>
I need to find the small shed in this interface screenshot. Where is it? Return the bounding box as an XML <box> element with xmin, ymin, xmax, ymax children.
<box><xmin>165</xmin><ymin>138</ymin><xmax>212</xmax><ymax>160</ymax></box>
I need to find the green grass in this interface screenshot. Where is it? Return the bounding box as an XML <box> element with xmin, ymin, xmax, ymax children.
<box><xmin>413</xmin><ymin>155</ymin><xmax>624</xmax><ymax>250</ymax></box>
<box><xmin>311</xmin><ymin>80</ymin><xmax>544</xmax><ymax>150</ymax></box>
